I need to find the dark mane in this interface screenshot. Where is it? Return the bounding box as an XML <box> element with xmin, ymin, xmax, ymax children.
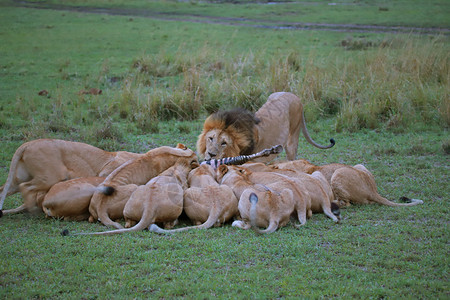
<box><xmin>211</xmin><ymin>108</ymin><xmax>260</xmax><ymax>155</ymax></box>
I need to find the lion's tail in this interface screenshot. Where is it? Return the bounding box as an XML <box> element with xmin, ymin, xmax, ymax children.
<box><xmin>92</xmin><ymin>202</ymin><xmax>124</xmax><ymax>230</ymax></box>
<box><xmin>149</xmin><ymin>207</ymin><xmax>222</xmax><ymax>234</ymax></box>
<box><xmin>95</xmin><ymin>159</ymin><xmax>135</xmax><ymax>196</ymax></box>
<box><xmin>96</xmin><ymin>186</ymin><xmax>116</xmax><ymax>196</ymax></box>
<box><xmin>249</xmin><ymin>192</ymin><xmax>259</xmax><ymax>229</ymax></box>
<box><xmin>248</xmin><ymin>192</ymin><xmax>279</xmax><ymax>234</ymax></box>
<box><xmin>300</xmin><ymin>110</ymin><xmax>335</xmax><ymax>149</ymax></box>
<box><xmin>374</xmin><ymin>195</ymin><xmax>424</xmax><ymax>207</ymax></box>
<box><xmin>331</xmin><ymin>202</ymin><xmax>341</xmax><ymax>218</ymax></box>
<box><xmin>63</xmin><ymin>209</ymin><xmax>152</xmax><ymax>236</ymax></box>
<box><xmin>0</xmin><ymin>142</ymin><xmax>29</xmax><ymax>215</ymax></box>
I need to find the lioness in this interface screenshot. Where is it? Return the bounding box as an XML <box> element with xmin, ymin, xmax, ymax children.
<box><xmin>196</xmin><ymin>92</ymin><xmax>335</xmax><ymax>162</ymax></box>
<box><xmin>240</xmin><ymin>162</ymin><xmax>340</xmax><ymax>222</ymax></box>
<box><xmin>275</xmin><ymin>159</ymin><xmax>347</xmax><ymax>183</ymax></box>
<box><xmin>275</xmin><ymin>159</ymin><xmax>423</xmax><ymax>207</ymax></box>
<box><xmin>0</xmin><ymin>139</ymin><xmax>141</xmax><ymax>216</ymax></box>
<box><xmin>237</xmin><ymin>189</ymin><xmax>295</xmax><ymax>234</ymax></box>
<box><xmin>217</xmin><ymin>165</ymin><xmax>309</xmax><ymax>233</ymax></box>
<box><xmin>149</xmin><ymin>164</ymin><xmax>238</xmax><ymax>233</ymax></box>
<box><xmin>42</xmin><ymin>176</ymin><xmax>105</xmax><ymax>221</ymax></box>
<box><xmin>332</xmin><ymin>164</ymin><xmax>424</xmax><ymax>207</ymax></box>
<box><xmin>89</xmin><ymin>144</ymin><xmax>198</xmax><ymax>229</ymax></box>
<box><xmin>64</xmin><ymin>160</ymin><xmax>193</xmax><ymax>236</ymax></box>
<box><xmin>237</xmin><ymin>165</ymin><xmax>339</xmax><ymax>224</ymax></box>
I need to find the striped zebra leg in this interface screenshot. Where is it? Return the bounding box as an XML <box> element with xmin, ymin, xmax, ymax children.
<box><xmin>202</xmin><ymin>144</ymin><xmax>283</xmax><ymax>168</ymax></box>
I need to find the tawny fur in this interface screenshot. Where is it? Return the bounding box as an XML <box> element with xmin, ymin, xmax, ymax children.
<box><xmin>150</xmin><ymin>164</ymin><xmax>238</xmax><ymax>233</ymax></box>
<box><xmin>88</xmin><ymin>144</ymin><xmax>199</xmax><ymax>229</ymax></box>
<box><xmin>241</xmin><ymin>162</ymin><xmax>340</xmax><ymax>223</ymax></box>
<box><xmin>197</xmin><ymin>92</ymin><xmax>334</xmax><ymax>162</ymax></box>
<box><xmin>332</xmin><ymin>164</ymin><xmax>423</xmax><ymax>207</ymax></box>
<box><xmin>0</xmin><ymin>139</ymin><xmax>141</xmax><ymax>216</ymax></box>
<box><xmin>42</xmin><ymin>176</ymin><xmax>105</xmax><ymax>221</ymax></box>
<box><xmin>275</xmin><ymin>159</ymin><xmax>423</xmax><ymax>207</ymax></box>
<box><xmin>70</xmin><ymin>161</ymin><xmax>194</xmax><ymax>236</ymax></box>
<box><xmin>217</xmin><ymin>165</ymin><xmax>305</xmax><ymax>233</ymax></box>
<box><xmin>275</xmin><ymin>159</ymin><xmax>347</xmax><ymax>183</ymax></box>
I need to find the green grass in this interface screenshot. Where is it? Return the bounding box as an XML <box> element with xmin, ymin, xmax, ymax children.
<box><xmin>0</xmin><ymin>2</ymin><xmax>449</xmax><ymax>298</ymax></box>
<box><xmin>8</xmin><ymin>0</ymin><xmax>450</xmax><ymax>28</ymax></box>
<box><xmin>1</xmin><ymin>127</ymin><xmax>448</xmax><ymax>298</ymax></box>
<box><xmin>1</xmin><ymin>4</ymin><xmax>447</xmax><ymax>137</ymax></box>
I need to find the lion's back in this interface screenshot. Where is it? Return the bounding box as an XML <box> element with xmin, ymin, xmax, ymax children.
<box><xmin>256</xmin><ymin>92</ymin><xmax>302</xmax><ymax>120</ymax></box>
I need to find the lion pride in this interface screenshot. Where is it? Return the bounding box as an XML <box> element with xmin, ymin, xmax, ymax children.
<box><xmin>88</xmin><ymin>144</ymin><xmax>198</xmax><ymax>228</ymax></box>
<box><xmin>196</xmin><ymin>92</ymin><xmax>335</xmax><ymax>162</ymax></box>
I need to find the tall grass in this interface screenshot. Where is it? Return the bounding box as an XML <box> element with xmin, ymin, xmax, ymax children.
<box><xmin>7</xmin><ymin>34</ymin><xmax>447</xmax><ymax>141</ymax></box>
<box><xmin>103</xmin><ymin>36</ymin><xmax>448</xmax><ymax>132</ymax></box>
<box><xmin>332</xmin><ymin>37</ymin><xmax>449</xmax><ymax>131</ymax></box>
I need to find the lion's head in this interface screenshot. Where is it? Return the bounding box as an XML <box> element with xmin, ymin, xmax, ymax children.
<box><xmin>196</xmin><ymin>108</ymin><xmax>260</xmax><ymax>160</ymax></box>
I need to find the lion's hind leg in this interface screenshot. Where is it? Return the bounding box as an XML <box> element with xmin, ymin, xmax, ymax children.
<box><xmin>291</xmin><ymin>189</ymin><xmax>309</xmax><ymax>228</ymax></box>
<box><xmin>285</xmin><ymin>125</ymin><xmax>301</xmax><ymax>161</ymax></box>
<box><xmin>97</xmin><ymin>209</ymin><xmax>124</xmax><ymax>229</ymax></box>
<box><xmin>254</xmin><ymin>219</ymin><xmax>279</xmax><ymax>234</ymax></box>
<box><xmin>42</xmin><ymin>177</ymin><xmax>103</xmax><ymax>221</ymax></box>
<box><xmin>1</xmin><ymin>178</ymin><xmax>40</xmax><ymax>216</ymax></box>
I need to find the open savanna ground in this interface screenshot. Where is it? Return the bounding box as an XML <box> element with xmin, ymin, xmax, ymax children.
<box><xmin>0</xmin><ymin>0</ymin><xmax>448</xmax><ymax>298</ymax></box>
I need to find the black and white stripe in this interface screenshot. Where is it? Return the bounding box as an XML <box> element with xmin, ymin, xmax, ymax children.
<box><xmin>201</xmin><ymin>144</ymin><xmax>283</xmax><ymax>169</ymax></box>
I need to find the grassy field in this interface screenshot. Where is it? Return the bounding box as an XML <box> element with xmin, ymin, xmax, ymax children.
<box><xmin>10</xmin><ymin>0</ymin><xmax>450</xmax><ymax>29</ymax></box>
<box><xmin>0</xmin><ymin>0</ymin><xmax>449</xmax><ymax>298</ymax></box>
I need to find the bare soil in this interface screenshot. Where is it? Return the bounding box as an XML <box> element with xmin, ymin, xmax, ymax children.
<box><xmin>10</xmin><ymin>0</ymin><xmax>450</xmax><ymax>35</ymax></box>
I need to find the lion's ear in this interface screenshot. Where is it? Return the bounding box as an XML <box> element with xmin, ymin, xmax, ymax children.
<box><xmin>238</xmin><ymin>167</ymin><xmax>247</xmax><ymax>175</ymax></box>
<box><xmin>176</xmin><ymin>143</ymin><xmax>187</xmax><ymax>150</ymax></box>
<box><xmin>190</xmin><ymin>159</ymin><xmax>200</xmax><ymax>169</ymax></box>
<box><xmin>217</xmin><ymin>164</ymin><xmax>228</xmax><ymax>177</ymax></box>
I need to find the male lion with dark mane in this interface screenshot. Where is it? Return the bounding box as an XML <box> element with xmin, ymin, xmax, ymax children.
<box><xmin>197</xmin><ymin>92</ymin><xmax>335</xmax><ymax>162</ymax></box>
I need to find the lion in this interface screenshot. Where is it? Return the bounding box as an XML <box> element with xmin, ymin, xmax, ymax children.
<box><xmin>332</xmin><ymin>164</ymin><xmax>424</xmax><ymax>207</ymax></box>
<box><xmin>275</xmin><ymin>159</ymin><xmax>347</xmax><ymax>183</ymax></box>
<box><xmin>0</xmin><ymin>139</ymin><xmax>141</xmax><ymax>217</ymax></box>
<box><xmin>196</xmin><ymin>92</ymin><xmax>335</xmax><ymax>163</ymax></box>
<box><xmin>63</xmin><ymin>160</ymin><xmax>193</xmax><ymax>236</ymax></box>
<box><xmin>275</xmin><ymin>159</ymin><xmax>424</xmax><ymax>207</ymax></box>
<box><xmin>237</xmin><ymin>189</ymin><xmax>295</xmax><ymax>234</ymax></box>
<box><xmin>88</xmin><ymin>144</ymin><xmax>198</xmax><ymax>229</ymax></box>
<box><xmin>240</xmin><ymin>162</ymin><xmax>340</xmax><ymax>222</ymax></box>
<box><xmin>149</xmin><ymin>164</ymin><xmax>238</xmax><ymax>233</ymax></box>
<box><xmin>42</xmin><ymin>176</ymin><xmax>105</xmax><ymax>221</ymax></box>
<box><xmin>234</xmin><ymin>165</ymin><xmax>339</xmax><ymax>224</ymax></box>
<box><xmin>217</xmin><ymin>165</ymin><xmax>309</xmax><ymax>233</ymax></box>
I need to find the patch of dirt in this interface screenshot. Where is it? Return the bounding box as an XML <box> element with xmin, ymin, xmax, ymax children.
<box><xmin>10</xmin><ymin>0</ymin><xmax>450</xmax><ymax>35</ymax></box>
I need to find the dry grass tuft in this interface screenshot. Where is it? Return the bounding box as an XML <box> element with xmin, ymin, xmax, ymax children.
<box><xmin>69</xmin><ymin>37</ymin><xmax>448</xmax><ymax>132</ymax></box>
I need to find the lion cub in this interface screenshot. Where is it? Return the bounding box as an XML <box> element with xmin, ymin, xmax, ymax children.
<box><xmin>122</xmin><ymin>160</ymin><xmax>192</xmax><ymax>230</ymax></box>
<box><xmin>150</xmin><ymin>164</ymin><xmax>238</xmax><ymax>233</ymax></box>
